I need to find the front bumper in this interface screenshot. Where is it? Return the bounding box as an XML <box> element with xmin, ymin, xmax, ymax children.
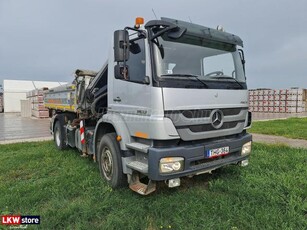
<box><xmin>148</xmin><ymin>133</ymin><xmax>252</xmax><ymax>181</ymax></box>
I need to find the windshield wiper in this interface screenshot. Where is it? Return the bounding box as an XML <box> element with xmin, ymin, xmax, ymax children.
<box><xmin>161</xmin><ymin>74</ymin><xmax>208</xmax><ymax>88</ymax></box>
<box><xmin>208</xmin><ymin>76</ymin><xmax>244</xmax><ymax>89</ymax></box>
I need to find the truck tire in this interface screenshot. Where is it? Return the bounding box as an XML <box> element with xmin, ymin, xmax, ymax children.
<box><xmin>98</xmin><ymin>133</ymin><xmax>127</xmax><ymax>188</ymax></box>
<box><xmin>54</xmin><ymin>120</ymin><xmax>68</xmax><ymax>150</ymax></box>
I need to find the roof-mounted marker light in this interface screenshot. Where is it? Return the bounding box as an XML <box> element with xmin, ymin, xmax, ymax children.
<box><xmin>135</xmin><ymin>17</ymin><xmax>144</xmax><ymax>29</ymax></box>
<box><xmin>216</xmin><ymin>25</ymin><xmax>225</xmax><ymax>32</ymax></box>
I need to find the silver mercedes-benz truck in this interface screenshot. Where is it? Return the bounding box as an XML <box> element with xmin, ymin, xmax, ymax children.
<box><xmin>46</xmin><ymin>17</ymin><xmax>252</xmax><ymax>195</ymax></box>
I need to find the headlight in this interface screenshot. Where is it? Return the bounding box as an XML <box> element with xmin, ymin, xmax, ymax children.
<box><xmin>160</xmin><ymin>157</ymin><xmax>184</xmax><ymax>173</ymax></box>
<box><xmin>241</xmin><ymin>141</ymin><xmax>252</xmax><ymax>155</ymax></box>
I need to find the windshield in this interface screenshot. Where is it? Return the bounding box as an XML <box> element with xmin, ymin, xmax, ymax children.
<box><xmin>152</xmin><ymin>36</ymin><xmax>246</xmax><ymax>89</ymax></box>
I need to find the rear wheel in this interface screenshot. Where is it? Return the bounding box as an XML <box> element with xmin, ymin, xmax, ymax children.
<box><xmin>98</xmin><ymin>133</ymin><xmax>127</xmax><ymax>188</ymax></box>
<box><xmin>53</xmin><ymin>121</ymin><xmax>67</xmax><ymax>150</ymax></box>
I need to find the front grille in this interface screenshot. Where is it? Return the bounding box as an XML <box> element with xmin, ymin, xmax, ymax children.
<box><xmin>186</xmin><ymin>121</ymin><xmax>243</xmax><ymax>132</ymax></box>
<box><xmin>165</xmin><ymin>107</ymin><xmax>245</xmax><ymax>119</ymax></box>
<box><xmin>182</xmin><ymin>110</ymin><xmax>211</xmax><ymax>118</ymax></box>
<box><xmin>222</xmin><ymin>108</ymin><xmax>242</xmax><ymax>116</ymax></box>
<box><xmin>164</xmin><ymin>107</ymin><xmax>248</xmax><ymax>141</ymax></box>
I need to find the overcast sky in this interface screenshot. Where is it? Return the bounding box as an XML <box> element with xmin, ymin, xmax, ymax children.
<box><xmin>0</xmin><ymin>0</ymin><xmax>306</xmax><ymax>89</ymax></box>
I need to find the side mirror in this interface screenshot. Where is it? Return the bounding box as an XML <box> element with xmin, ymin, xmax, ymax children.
<box><xmin>143</xmin><ymin>76</ymin><xmax>150</xmax><ymax>85</ymax></box>
<box><xmin>130</xmin><ymin>42</ymin><xmax>141</xmax><ymax>54</ymax></box>
<box><xmin>114</xmin><ymin>30</ymin><xmax>130</xmax><ymax>62</ymax></box>
<box><xmin>114</xmin><ymin>64</ymin><xmax>129</xmax><ymax>80</ymax></box>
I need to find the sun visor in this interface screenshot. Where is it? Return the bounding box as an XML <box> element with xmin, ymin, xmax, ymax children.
<box><xmin>161</xmin><ymin>17</ymin><xmax>243</xmax><ymax>47</ymax></box>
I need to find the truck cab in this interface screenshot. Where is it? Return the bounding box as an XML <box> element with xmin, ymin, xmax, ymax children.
<box><xmin>47</xmin><ymin>17</ymin><xmax>252</xmax><ymax>195</ymax></box>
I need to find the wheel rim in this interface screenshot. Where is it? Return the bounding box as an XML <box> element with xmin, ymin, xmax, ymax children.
<box><xmin>101</xmin><ymin>147</ymin><xmax>113</xmax><ymax>181</ymax></box>
<box><xmin>55</xmin><ymin>127</ymin><xmax>61</xmax><ymax>146</ymax></box>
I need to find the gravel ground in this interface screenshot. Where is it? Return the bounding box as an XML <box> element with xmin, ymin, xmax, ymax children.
<box><xmin>0</xmin><ymin>113</ymin><xmax>51</xmax><ymax>142</ymax></box>
<box><xmin>252</xmin><ymin>133</ymin><xmax>307</xmax><ymax>149</ymax></box>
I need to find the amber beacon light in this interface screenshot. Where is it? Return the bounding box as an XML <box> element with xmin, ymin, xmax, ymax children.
<box><xmin>135</xmin><ymin>17</ymin><xmax>144</xmax><ymax>28</ymax></box>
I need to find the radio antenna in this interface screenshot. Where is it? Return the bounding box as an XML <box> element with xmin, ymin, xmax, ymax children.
<box><xmin>188</xmin><ymin>16</ymin><xmax>192</xmax><ymax>23</ymax></box>
<box><xmin>152</xmin><ymin>8</ymin><xmax>158</xmax><ymax>19</ymax></box>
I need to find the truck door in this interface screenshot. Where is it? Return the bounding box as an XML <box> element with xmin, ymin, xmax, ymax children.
<box><xmin>111</xmin><ymin>38</ymin><xmax>151</xmax><ymax>118</ymax></box>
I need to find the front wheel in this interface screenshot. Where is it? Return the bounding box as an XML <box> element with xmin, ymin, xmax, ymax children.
<box><xmin>98</xmin><ymin>133</ymin><xmax>127</xmax><ymax>188</ymax></box>
<box><xmin>53</xmin><ymin>121</ymin><xmax>67</xmax><ymax>150</ymax></box>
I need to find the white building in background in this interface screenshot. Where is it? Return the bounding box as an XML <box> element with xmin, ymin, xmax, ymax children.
<box><xmin>3</xmin><ymin>80</ymin><xmax>67</xmax><ymax>112</ymax></box>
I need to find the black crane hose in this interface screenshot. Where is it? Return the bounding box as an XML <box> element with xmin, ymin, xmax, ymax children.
<box><xmin>90</xmin><ymin>93</ymin><xmax>107</xmax><ymax>116</ymax></box>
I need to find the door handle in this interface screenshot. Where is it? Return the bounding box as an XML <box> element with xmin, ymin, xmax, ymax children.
<box><xmin>113</xmin><ymin>97</ymin><xmax>121</xmax><ymax>102</ymax></box>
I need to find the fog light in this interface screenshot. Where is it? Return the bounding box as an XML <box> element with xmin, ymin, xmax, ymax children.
<box><xmin>160</xmin><ymin>157</ymin><xmax>184</xmax><ymax>173</ymax></box>
<box><xmin>241</xmin><ymin>141</ymin><xmax>252</xmax><ymax>155</ymax></box>
<box><xmin>240</xmin><ymin>159</ymin><xmax>249</xmax><ymax>167</ymax></box>
<box><xmin>168</xmin><ymin>178</ymin><xmax>181</xmax><ymax>188</ymax></box>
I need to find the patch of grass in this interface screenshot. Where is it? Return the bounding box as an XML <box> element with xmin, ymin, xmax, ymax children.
<box><xmin>250</xmin><ymin>117</ymin><xmax>307</xmax><ymax>140</ymax></box>
<box><xmin>0</xmin><ymin>141</ymin><xmax>306</xmax><ymax>229</ymax></box>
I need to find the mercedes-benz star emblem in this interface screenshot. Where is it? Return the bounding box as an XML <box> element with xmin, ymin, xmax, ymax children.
<box><xmin>210</xmin><ymin>109</ymin><xmax>224</xmax><ymax>129</ymax></box>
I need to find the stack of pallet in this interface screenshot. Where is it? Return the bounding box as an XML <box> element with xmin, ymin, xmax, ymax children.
<box><xmin>26</xmin><ymin>88</ymin><xmax>49</xmax><ymax>118</ymax></box>
<box><xmin>249</xmin><ymin>88</ymin><xmax>307</xmax><ymax>113</ymax></box>
<box><xmin>0</xmin><ymin>93</ymin><xmax>3</xmax><ymax>112</ymax></box>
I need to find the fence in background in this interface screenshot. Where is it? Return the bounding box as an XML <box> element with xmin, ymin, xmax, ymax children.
<box><xmin>249</xmin><ymin>88</ymin><xmax>307</xmax><ymax>113</ymax></box>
